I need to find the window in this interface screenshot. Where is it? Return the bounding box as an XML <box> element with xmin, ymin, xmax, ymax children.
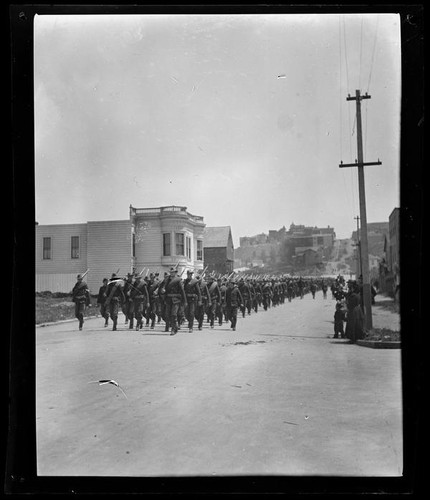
<box><xmin>197</xmin><ymin>240</ymin><xmax>203</xmax><ymax>261</ymax></box>
<box><xmin>163</xmin><ymin>233</ymin><xmax>171</xmax><ymax>256</ymax></box>
<box><xmin>71</xmin><ymin>236</ymin><xmax>80</xmax><ymax>259</ymax></box>
<box><xmin>132</xmin><ymin>232</ymin><xmax>136</xmax><ymax>258</ymax></box>
<box><xmin>186</xmin><ymin>236</ymin><xmax>191</xmax><ymax>260</ymax></box>
<box><xmin>175</xmin><ymin>233</ymin><xmax>184</xmax><ymax>256</ymax></box>
<box><xmin>43</xmin><ymin>237</ymin><xmax>51</xmax><ymax>260</ymax></box>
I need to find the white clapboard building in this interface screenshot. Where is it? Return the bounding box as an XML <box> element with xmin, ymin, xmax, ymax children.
<box><xmin>35</xmin><ymin>205</ymin><xmax>205</xmax><ymax>294</ymax></box>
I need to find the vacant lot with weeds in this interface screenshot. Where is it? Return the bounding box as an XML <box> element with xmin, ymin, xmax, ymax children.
<box><xmin>36</xmin><ymin>293</ymin><xmax>98</xmax><ymax>325</ymax></box>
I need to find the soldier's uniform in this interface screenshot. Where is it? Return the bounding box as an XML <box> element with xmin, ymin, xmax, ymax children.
<box><xmin>123</xmin><ymin>274</ymin><xmax>135</xmax><ymax>327</ymax></box>
<box><xmin>163</xmin><ymin>267</ymin><xmax>187</xmax><ymax>335</ymax></box>
<box><xmin>72</xmin><ymin>274</ymin><xmax>90</xmax><ymax>330</ymax></box>
<box><xmin>217</xmin><ymin>279</ymin><xmax>227</xmax><ymax>325</ymax></box>
<box><xmin>196</xmin><ymin>276</ymin><xmax>211</xmax><ymax>330</ymax></box>
<box><xmin>310</xmin><ymin>281</ymin><xmax>317</xmax><ymax>299</ymax></box>
<box><xmin>105</xmin><ymin>273</ymin><xmax>125</xmax><ymax>331</ymax></box>
<box><xmin>225</xmin><ymin>280</ymin><xmax>243</xmax><ymax>331</ymax></box>
<box><xmin>97</xmin><ymin>278</ymin><xmax>109</xmax><ymax>326</ymax></box>
<box><xmin>253</xmin><ymin>280</ymin><xmax>262</xmax><ymax>312</ymax></box>
<box><xmin>206</xmin><ymin>276</ymin><xmax>222</xmax><ymax>329</ymax></box>
<box><xmin>131</xmin><ymin>275</ymin><xmax>150</xmax><ymax>330</ymax></box>
<box><xmin>262</xmin><ymin>280</ymin><xmax>272</xmax><ymax>311</ymax></box>
<box><xmin>146</xmin><ymin>274</ymin><xmax>160</xmax><ymax>329</ymax></box>
<box><xmin>183</xmin><ymin>270</ymin><xmax>202</xmax><ymax>332</ymax></box>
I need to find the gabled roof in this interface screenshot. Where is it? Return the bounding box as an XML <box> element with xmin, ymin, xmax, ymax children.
<box><xmin>203</xmin><ymin>226</ymin><xmax>232</xmax><ymax>248</ymax></box>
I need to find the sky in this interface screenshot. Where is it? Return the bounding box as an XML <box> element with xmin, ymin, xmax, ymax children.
<box><xmin>34</xmin><ymin>12</ymin><xmax>401</xmax><ymax>247</ymax></box>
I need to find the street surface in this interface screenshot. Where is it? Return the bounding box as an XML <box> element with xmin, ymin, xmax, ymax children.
<box><xmin>36</xmin><ymin>292</ymin><xmax>402</xmax><ymax>477</ymax></box>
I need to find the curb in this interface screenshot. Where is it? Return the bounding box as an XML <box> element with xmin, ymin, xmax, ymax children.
<box><xmin>356</xmin><ymin>340</ymin><xmax>401</xmax><ymax>349</ymax></box>
<box><xmin>36</xmin><ymin>314</ymin><xmax>102</xmax><ymax>328</ymax></box>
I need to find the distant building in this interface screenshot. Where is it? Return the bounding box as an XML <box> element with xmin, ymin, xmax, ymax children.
<box><xmin>239</xmin><ymin>233</ymin><xmax>268</xmax><ymax>246</ymax></box>
<box><xmin>286</xmin><ymin>223</ymin><xmax>335</xmax><ymax>258</ymax></box>
<box><xmin>36</xmin><ymin>205</ymin><xmax>205</xmax><ymax>293</ymax></box>
<box><xmin>378</xmin><ymin>208</ymin><xmax>400</xmax><ymax>296</ymax></box>
<box><xmin>293</xmin><ymin>248</ymin><xmax>323</xmax><ymax>268</ymax></box>
<box><xmin>203</xmin><ymin>226</ymin><xmax>234</xmax><ymax>275</ymax></box>
<box><xmin>268</xmin><ymin>226</ymin><xmax>286</xmax><ymax>243</ymax></box>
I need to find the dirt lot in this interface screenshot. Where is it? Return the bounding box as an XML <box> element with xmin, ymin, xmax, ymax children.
<box><xmin>36</xmin><ymin>294</ymin><xmax>98</xmax><ymax>325</ymax></box>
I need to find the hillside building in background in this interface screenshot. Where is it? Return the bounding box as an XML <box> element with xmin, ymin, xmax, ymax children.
<box><xmin>36</xmin><ymin>205</ymin><xmax>205</xmax><ymax>294</ymax></box>
<box><xmin>203</xmin><ymin>226</ymin><xmax>234</xmax><ymax>275</ymax></box>
<box><xmin>378</xmin><ymin>208</ymin><xmax>400</xmax><ymax>296</ymax></box>
<box><xmin>235</xmin><ymin>223</ymin><xmax>336</xmax><ymax>270</ymax></box>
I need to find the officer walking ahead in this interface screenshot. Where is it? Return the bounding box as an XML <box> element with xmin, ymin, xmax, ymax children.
<box><xmin>105</xmin><ymin>273</ymin><xmax>125</xmax><ymax>331</ymax></box>
<box><xmin>72</xmin><ymin>273</ymin><xmax>91</xmax><ymax>331</ymax></box>
<box><xmin>225</xmin><ymin>279</ymin><xmax>244</xmax><ymax>331</ymax></box>
<box><xmin>163</xmin><ymin>267</ymin><xmax>187</xmax><ymax>336</ymax></box>
<box><xmin>97</xmin><ymin>278</ymin><xmax>109</xmax><ymax>327</ymax></box>
<box><xmin>183</xmin><ymin>270</ymin><xmax>202</xmax><ymax>333</ymax></box>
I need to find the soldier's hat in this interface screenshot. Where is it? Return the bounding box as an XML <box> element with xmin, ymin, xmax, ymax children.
<box><xmin>187</xmin><ymin>269</ymin><xmax>193</xmax><ymax>275</ymax></box>
<box><xmin>77</xmin><ymin>274</ymin><xmax>82</xmax><ymax>279</ymax></box>
<box><xmin>127</xmin><ymin>272</ymin><xmax>134</xmax><ymax>278</ymax></box>
<box><xmin>169</xmin><ymin>267</ymin><xmax>177</xmax><ymax>273</ymax></box>
<box><xmin>111</xmin><ymin>273</ymin><xmax>117</xmax><ymax>279</ymax></box>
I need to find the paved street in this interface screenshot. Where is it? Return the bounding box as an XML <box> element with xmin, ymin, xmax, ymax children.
<box><xmin>36</xmin><ymin>292</ymin><xmax>402</xmax><ymax>477</ymax></box>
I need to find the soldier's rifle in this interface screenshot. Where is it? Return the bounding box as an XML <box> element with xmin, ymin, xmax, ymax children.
<box><xmin>81</xmin><ymin>269</ymin><xmax>90</xmax><ymax>279</ymax></box>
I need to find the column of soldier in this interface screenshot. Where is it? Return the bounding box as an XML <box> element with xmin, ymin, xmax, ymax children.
<box><xmin>73</xmin><ymin>266</ymin><xmax>332</xmax><ymax>334</ymax></box>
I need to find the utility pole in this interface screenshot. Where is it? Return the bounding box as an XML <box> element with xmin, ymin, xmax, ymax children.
<box><xmin>354</xmin><ymin>215</ymin><xmax>362</xmax><ymax>278</ymax></box>
<box><xmin>339</xmin><ymin>89</ymin><xmax>381</xmax><ymax>330</ymax></box>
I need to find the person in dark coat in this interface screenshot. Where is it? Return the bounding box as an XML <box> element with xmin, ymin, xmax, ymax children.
<box><xmin>183</xmin><ymin>270</ymin><xmax>202</xmax><ymax>332</ymax></box>
<box><xmin>97</xmin><ymin>278</ymin><xmax>109</xmax><ymax>327</ymax></box>
<box><xmin>131</xmin><ymin>274</ymin><xmax>150</xmax><ymax>330</ymax></box>
<box><xmin>333</xmin><ymin>302</ymin><xmax>346</xmax><ymax>339</ymax></box>
<box><xmin>146</xmin><ymin>273</ymin><xmax>160</xmax><ymax>329</ymax></box>
<box><xmin>345</xmin><ymin>281</ymin><xmax>361</xmax><ymax>342</ymax></box>
<box><xmin>196</xmin><ymin>274</ymin><xmax>211</xmax><ymax>331</ymax></box>
<box><xmin>123</xmin><ymin>273</ymin><xmax>135</xmax><ymax>328</ymax></box>
<box><xmin>217</xmin><ymin>278</ymin><xmax>227</xmax><ymax>325</ymax></box>
<box><xmin>225</xmin><ymin>279</ymin><xmax>244</xmax><ymax>331</ymax></box>
<box><xmin>72</xmin><ymin>273</ymin><xmax>90</xmax><ymax>331</ymax></box>
<box><xmin>163</xmin><ymin>267</ymin><xmax>187</xmax><ymax>336</ymax></box>
<box><xmin>206</xmin><ymin>275</ymin><xmax>222</xmax><ymax>329</ymax></box>
<box><xmin>105</xmin><ymin>273</ymin><xmax>125</xmax><ymax>331</ymax></box>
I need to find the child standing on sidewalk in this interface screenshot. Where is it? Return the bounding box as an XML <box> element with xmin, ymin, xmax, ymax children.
<box><xmin>333</xmin><ymin>302</ymin><xmax>346</xmax><ymax>339</ymax></box>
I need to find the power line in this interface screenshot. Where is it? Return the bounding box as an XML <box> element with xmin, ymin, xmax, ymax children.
<box><xmin>366</xmin><ymin>14</ymin><xmax>380</xmax><ymax>93</ymax></box>
<box><xmin>359</xmin><ymin>15</ymin><xmax>364</xmax><ymax>90</ymax></box>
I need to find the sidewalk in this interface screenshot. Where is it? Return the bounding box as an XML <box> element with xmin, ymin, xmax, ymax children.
<box><xmin>371</xmin><ymin>294</ymin><xmax>400</xmax><ymax>332</ymax></box>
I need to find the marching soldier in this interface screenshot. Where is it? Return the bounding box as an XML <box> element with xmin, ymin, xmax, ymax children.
<box><xmin>217</xmin><ymin>278</ymin><xmax>227</xmax><ymax>326</ymax></box>
<box><xmin>225</xmin><ymin>279</ymin><xmax>244</xmax><ymax>331</ymax></box>
<box><xmin>123</xmin><ymin>273</ymin><xmax>135</xmax><ymax>327</ymax></box>
<box><xmin>163</xmin><ymin>267</ymin><xmax>187</xmax><ymax>336</ymax></box>
<box><xmin>183</xmin><ymin>270</ymin><xmax>202</xmax><ymax>332</ymax></box>
<box><xmin>146</xmin><ymin>273</ymin><xmax>160</xmax><ymax>329</ymax></box>
<box><xmin>206</xmin><ymin>275</ymin><xmax>222</xmax><ymax>329</ymax></box>
<box><xmin>72</xmin><ymin>272</ymin><xmax>91</xmax><ymax>331</ymax></box>
<box><xmin>262</xmin><ymin>279</ymin><xmax>272</xmax><ymax>311</ymax></box>
<box><xmin>97</xmin><ymin>278</ymin><xmax>110</xmax><ymax>327</ymax></box>
<box><xmin>196</xmin><ymin>274</ymin><xmax>211</xmax><ymax>331</ymax></box>
<box><xmin>105</xmin><ymin>273</ymin><xmax>125</xmax><ymax>331</ymax></box>
<box><xmin>253</xmin><ymin>279</ymin><xmax>262</xmax><ymax>312</ymax></box>
<box><xmin>158</xmin><ymin>272</ymin><xmax>169</xmax><ymax>324</ymax></box>
<box><xmin>131</xmin><ymin>274</ymin><xmax>150</xmax><ymax>330</ymax></box>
